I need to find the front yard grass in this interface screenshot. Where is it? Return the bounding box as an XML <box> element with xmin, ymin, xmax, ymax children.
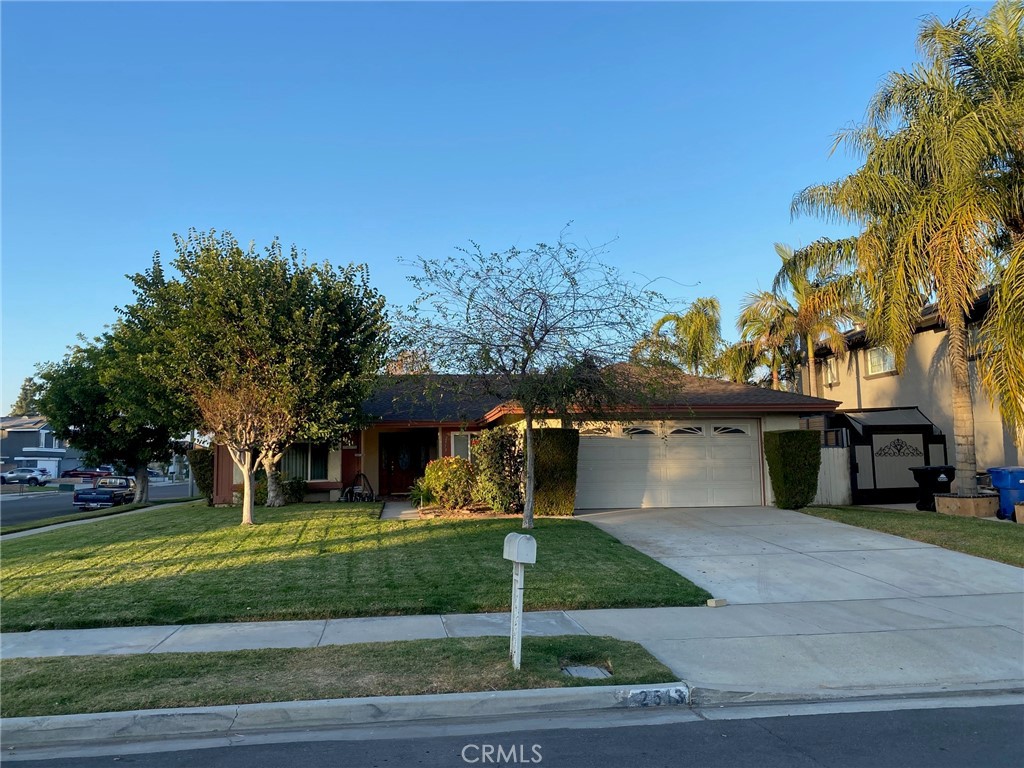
<box><xmin>0</xmin><ymin>635</ymin><xmax>672</xmax><ymax>718</ymax></box>
<box><xmin>0</xmin><ymin>503</ymin><xmax>710</xmax><ymax>631</ymax></box>
<box><xmin>802</xmin><ymin>506</ymin><xmax>1024</xmax><ymax>567</ymax></box>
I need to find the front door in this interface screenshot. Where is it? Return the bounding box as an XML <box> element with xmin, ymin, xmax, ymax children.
<box><xmin>379</xmin><ymin>431</ymin><xmax>435</xmax><ymax>495</ymax></box>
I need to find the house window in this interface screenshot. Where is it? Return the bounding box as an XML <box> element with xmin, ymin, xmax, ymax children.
<box><xmin>669</xmin><ymin>426</ymin><xmax>704</xmax><ymax>436</ymax></box>
<box><xmin>281</xmin><ymin>443</ymin><xmax>329</xmax><ymax>481</ymax></box>
<box><xmin>866</xmin><ymin>346</ymin><xmax>896</xmax><ymax>376</ymax></box>
<box><xmin>713</xmin><ymin>426</ymin><xmax>748</xmax><ymax>436</ymax></box>
<box><xmin>824</xmin><ymin>357</ymin><xmax>839</xmax><ymax>387</ymax></box>
<box><xmin>451</xmin><ymin>432</ymin><xmax>477</xmax><ymax>461</ymax></box>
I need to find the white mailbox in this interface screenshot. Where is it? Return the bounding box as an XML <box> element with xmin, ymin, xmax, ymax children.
<box><xmin>503</xmin><ymin>532</ymin><xmax>537</xmax><ymax>564</ymax></box>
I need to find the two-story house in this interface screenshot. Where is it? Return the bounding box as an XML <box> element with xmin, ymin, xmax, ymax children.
<box><xmin>0</xmin><ymin>416</ymin><xmax>85</xmax><ymax>476</ymax></box>
<box><xmin>800</xmin><ymin>294</ymin><xmax>1019</xmax><ymax>503</ymax></box>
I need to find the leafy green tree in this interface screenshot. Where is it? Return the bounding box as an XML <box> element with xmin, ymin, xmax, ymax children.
<box><xmin>121</xmin><ymin>229</ymin><xmax>389</xmax><ymax>524</ymax></box>
<box><xmin>37</xmin><ymin>326</ymin><xmax>188</xmax><ymax>503</ymax></box>
<box><xmin>631</xmin><ymin>297</ymin><xmax>724</xmax><ymax>376</ymax></box>
<box><xmin>401</xmin><ymin>229</ymin><xmax>657</xmax><ymax>529</ymax></box>
<box><xmin>793</xmin><ymin>1</ymin><xmax>1024</xmax><ymax>491</ymax></box>
<box><xmin>737</xmin><ymin>289</ymin><xmax>797</xmax><ymax>391</ymax></box>
<box><xmin>8</xmin><ymin>377</ymin><xmax>42</xmax><ymax>416</ymax></box>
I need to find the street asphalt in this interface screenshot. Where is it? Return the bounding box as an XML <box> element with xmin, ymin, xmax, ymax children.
<box><xmin>0</xmin><ymin>481</ymin><xmax>193</xmax><ymax>527</ymax></box>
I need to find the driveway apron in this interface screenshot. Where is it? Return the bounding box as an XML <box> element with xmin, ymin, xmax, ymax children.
<box><xmin>573</xmin><ymin>506</ymin><xmax>1024</xmax><ymax>698</ymax></box>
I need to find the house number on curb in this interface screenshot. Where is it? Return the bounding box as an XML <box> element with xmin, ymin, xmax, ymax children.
<box><xmin>503</xmin><ymin>532</ymin><xmax>537</xmax><ymax>670</ymax></box>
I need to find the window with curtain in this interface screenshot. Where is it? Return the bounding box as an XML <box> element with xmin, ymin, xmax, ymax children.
<box><xmin>281</xmin><ymin>444</ymin><xmax>329</xmax><ymax>481</ymax></box>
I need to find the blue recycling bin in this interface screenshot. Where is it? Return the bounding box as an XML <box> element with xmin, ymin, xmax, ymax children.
<box><xmin>987</xmin><ymin>467</ymin><xmax>1024</xmax><ymax>521</ymax></box>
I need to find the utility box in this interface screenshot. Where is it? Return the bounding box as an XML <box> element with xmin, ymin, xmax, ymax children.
<box><xmin>503</xmin><ymin>533</ymin><xmax>537</xmax><ymax>564</ymax></box>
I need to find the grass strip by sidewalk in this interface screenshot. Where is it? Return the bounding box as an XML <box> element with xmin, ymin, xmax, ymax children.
<box><xmin>802</xmin><ymin>506</ymin><xmax>1024</xmax><ymax>567</ymax></box>
<box><xmin>1</xmin><ymin>503</ymin><xmax>710</xmax><ymax>631</ymax></box>
<box><xmin>0</xmin><ymin>635</ymin><xmax>673</xmax><ymax>718</ymax></box>
<box><xmin>0</xmin><ymin>497</ymin><xmax>202</xmax><ymax>536</ymax></box>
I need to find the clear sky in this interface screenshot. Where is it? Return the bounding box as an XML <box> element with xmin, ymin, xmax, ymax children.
<box><xmin>1</xmin><ymin>0</ymin><xmax>991</xmax><ymax>413</ymax></box>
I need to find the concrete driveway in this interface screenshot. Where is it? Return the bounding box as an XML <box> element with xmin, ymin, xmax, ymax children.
<box><xmin>573</xmin><ymin>506</ymin><xmax>1024</xmax><ymax>700</ymax></box>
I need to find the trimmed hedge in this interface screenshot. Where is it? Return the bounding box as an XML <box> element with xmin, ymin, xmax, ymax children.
<box><xmin>423</xmin><ymin>456</ymin><xmax>475</xmax><ymax>509</ymax></box>
<box><xmin>187</xmin><ymin>448</ymin><xmax>214</xmax><ymax>506</ymax></box>
<box><xmin>763</xmin><ymin>430</ymin><xmax>821</xmax><ymax>509</ymax></box>
<box><xmin>472</xmin><ymin>426</ymin><xmax>524</xmax><ymax>515</ymax></box>
<box><xmin>533</xmin><ymin>428</ymin><xmax>580</xmax><ymax>517</ymax></box>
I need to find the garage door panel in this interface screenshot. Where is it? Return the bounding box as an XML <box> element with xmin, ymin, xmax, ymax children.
<box><xmin>575</xmin><ymin>420</ymin><xmax>762</xmax><ymax>509</ymax></box>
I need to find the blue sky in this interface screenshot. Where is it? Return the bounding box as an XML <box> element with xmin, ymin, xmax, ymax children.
<box><xmin>1</xmin><ymin>1</ymin><xmax>990</xmax><ymax>412</ymax></box>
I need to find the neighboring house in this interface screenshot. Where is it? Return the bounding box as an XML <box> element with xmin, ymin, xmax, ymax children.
<box><xmin>0</xmin><ymin>416</ymin><xmax>85</xmax><ymax>476</ymax></box>
<box><xmin>800</xmin><ymin>293</ymin><xmax>1020</xmax><ymax>500</ymax></box>
<box><xmin>212</xmin><ymin>373</ymin><xmax>839</xmax><ymax>509</ymax></box>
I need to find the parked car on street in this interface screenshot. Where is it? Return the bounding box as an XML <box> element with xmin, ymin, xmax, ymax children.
<box><xmin>60</xmin><ymin>466</ymin><xmax>114</xmax><ymax>479</ymax></box>
<box><xmin>73</xmin><ymin>476</ymin><xmax>137</xmax><ymax>509</ymax></box>
<box><xmin>1</xmin><ymin>468</ymin><xmax>50</xmax><ymax>486</ymax></box>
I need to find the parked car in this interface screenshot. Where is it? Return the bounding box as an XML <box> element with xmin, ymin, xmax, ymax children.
<box><xmin>60</xmin><ymin>466</ymin><xmax>114</xmax><ymax>479</ymax></box>
<box><xmin>73</xmin><ymin>476</ymin><xmax>137</xmax><ymax>509</ymax></box>
<box><xmin>1</xmin><ymin>468</ymin><xmax>50</xmax><ymax>486</ymax></box>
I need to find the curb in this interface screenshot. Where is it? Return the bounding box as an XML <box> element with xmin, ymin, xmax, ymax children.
<box><xmin>0</xmin><ymin>683</ymin><xmax>690</xmax><ymax>749</ymax></box>
<box><xmin>687</xmin><ymin>680</ymin><xmax>1024</xmax><ymax>708</ymax></box>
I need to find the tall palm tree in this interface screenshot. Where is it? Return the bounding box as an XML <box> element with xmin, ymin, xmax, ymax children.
<box><xmin>793</xmin><ymin>1</ymin><xmax>1024</xmax><ymax>492</ymax></box>
<box><xmin>632</xmin><ymin>297</ymin><xmax>724</xmax><ymax>376</ymax></box>
<box><xmin>737</xmin><ymin>289</ymin><xmax>795</xmax><ymax>391</ymax></box>
<box><xmin>770</xmin><ymin>243</ymin><xmax>862</xmax><ymax>399</ymax></box>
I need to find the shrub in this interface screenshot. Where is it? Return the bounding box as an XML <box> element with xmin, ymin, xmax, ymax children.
<box><xmin>472</xmin><ymin>426</ymin><xmax>524</xmax><ymax>514</ymax></box>
<box><xmin>409</xmin><ymin>477</ymin><xmax>435</xmax><ymax>507</ymax></box>
<box><xmin>533</xmin><ymin>428</ymin><xmax>579</xmax><ymax>516</ymax></box>
<box><xmin>282</xmin><ymin>477</ymin><xmax>308</xmax><ymax>504</ymax></box>
<box><xmin>763</xmin><ymin>430</ymin><xmax>821</xmax><ymax>509</ymax></box>
<box><xmin>187</xmin><ymin>448</ymin><xmax>214</xmax><ymax>506</ymax></box>
<box><xmin>423</xmin><ymin>456</ymin><xmax>475</xmax><ymax>509</ymax></box>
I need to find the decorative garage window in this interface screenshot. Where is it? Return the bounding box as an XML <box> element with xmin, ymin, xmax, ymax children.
<box><xmin>669</xmin><ymin>426</ymin><xmax>705</xmax><ymax>436</ymax></box>
<box><xmin>580</xmin><ymin>425</ymin><xmax>611</xmax><ymax>436</ymax></box>
<box><xmin>623</xmin><ymin>426</ymin><xmax>657</xmax><ymax>436</ymax></box>
<box><xmin>867</xmin><ymin>346</ymin><xmax>896</xmax><ymax>375</ymax></box>
<box><xmin>282</xmin><ymin>443</ymin><xmax>329</xmax><ymax>481</ymax></box>
<box><xmin>713</xmin><ymin>425</ymin><xmax>749</xmax><ymax>436</ymax></box>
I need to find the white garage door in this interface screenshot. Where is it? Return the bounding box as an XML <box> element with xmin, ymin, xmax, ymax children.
<box><xmin>574</xmin><ymin>420</ymin><xmax>763</xmax><ymax>509</ymax></box>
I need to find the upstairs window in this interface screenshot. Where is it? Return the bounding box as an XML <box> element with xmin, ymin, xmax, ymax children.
<box><xmin>824</xmin><ymin>357</ymin><xmax>839</xmax><ymax>387</ymax></box>
<box><xmin>866</xmin><ymin>346</ymin><xmax>896</xmax><ymax>376</ymax></box>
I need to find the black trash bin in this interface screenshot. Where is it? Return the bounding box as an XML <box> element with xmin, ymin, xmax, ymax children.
<box><xmin>908</xmin><ymin>465</ymin><xmax>956</xmax><ymax>511</ymax></box>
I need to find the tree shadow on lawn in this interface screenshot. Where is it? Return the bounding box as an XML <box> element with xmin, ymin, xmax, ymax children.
<box><xmin>1</xmin><ymin>519</ymin><xmax>708</xmax><ymax>632</ymax></box>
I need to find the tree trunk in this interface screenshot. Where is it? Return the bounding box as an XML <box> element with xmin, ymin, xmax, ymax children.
<box><xmin>522</xmin><ymin>412</ymin><xmax>536</xmax><ymax>530</ymax></box>
<box><xmin>947</xmin><ymin>316</ymin><xmax>978</xmax><ymax>496</ymax></box>
<box><xmin>226</xmin><ymin>445</ymin><xmax>256</xmax><ymax>525</ymax></box>
<box><xmin>262</xmin><ymin>454</ymin><xmax>285</xmax><ymax>507</ymax></box>
<box><xmin>133</xmin><ymin>466</ymin><xmax>150</xmax><ymax>504</ymax></box>
<box><xmin>806</xmin><ymin>334</ymin><xmax>817</xmax><ymax>399</ymax></box>
<box><xmin>770</xmin><ymin>352</ymin><xmax>781</xmax><ymax>391</ymax></box>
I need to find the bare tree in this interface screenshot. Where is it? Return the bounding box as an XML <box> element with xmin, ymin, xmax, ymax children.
<box><xmin>401</xmin><ymin>228</ymin><xmax>658</xmax><ymax>528</ymax></box>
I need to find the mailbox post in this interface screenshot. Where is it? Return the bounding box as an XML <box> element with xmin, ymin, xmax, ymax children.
<box><xmin>503</xmin><ymin>532</ymin><xmax>537</xmax><ymax>670</ymax></box>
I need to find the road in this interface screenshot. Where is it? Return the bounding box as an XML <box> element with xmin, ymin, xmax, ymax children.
<box><xmin>7</xmin><ymin>702</ymin><xmax>1022</xmax><ymax>768</ymax></box>
<box><xmin>0</xmin><ymin>482</ymin><xmax>195</xmax><ymax>527</ymax></box>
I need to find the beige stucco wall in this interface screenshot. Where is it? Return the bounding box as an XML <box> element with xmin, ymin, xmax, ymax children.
<box><xmin>811</xmin><ymin>328</ymin><xmax>1018</xmax><ymax>470</ymax></box>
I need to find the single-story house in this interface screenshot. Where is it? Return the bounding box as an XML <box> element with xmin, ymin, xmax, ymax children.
<box><xmin>212</xmin><ymin>373</ymin><xmax>839</xmax><ymax>509</ymax></box>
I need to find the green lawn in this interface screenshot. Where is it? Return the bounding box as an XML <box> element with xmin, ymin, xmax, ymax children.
<box><xmin>0</xmin><ymin>635</ymin><xmax>673</xmax><ymax>717</ymax></box>
<box><xmin>802</xmin><ymin>506</ymin><xmax>1024</xmax><ymax>567</ymax></box>
<box><xmin>0</xmin><ymin>503</ymin><xmax>710</xmax><ymax>631</ymax></box>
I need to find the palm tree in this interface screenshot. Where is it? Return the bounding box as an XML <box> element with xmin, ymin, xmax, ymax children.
<box><xmin>770</xmin><ymin>244</ymin><xmax>862</xmax><ymax>399</ymax></box>
<box><xmin>632</xmin><ymin>297</ymin><xmax>724</xmax><ymax>376</ymax></box>
<box><xmin>737</xmin><ymin>289</ymin><xmax>796</xmax><ymax>391</ymax></box>
<box><xmin>793</xmin><ymin>1</ymin><xmax>1024</xmax><ymax>492</ymax></box>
